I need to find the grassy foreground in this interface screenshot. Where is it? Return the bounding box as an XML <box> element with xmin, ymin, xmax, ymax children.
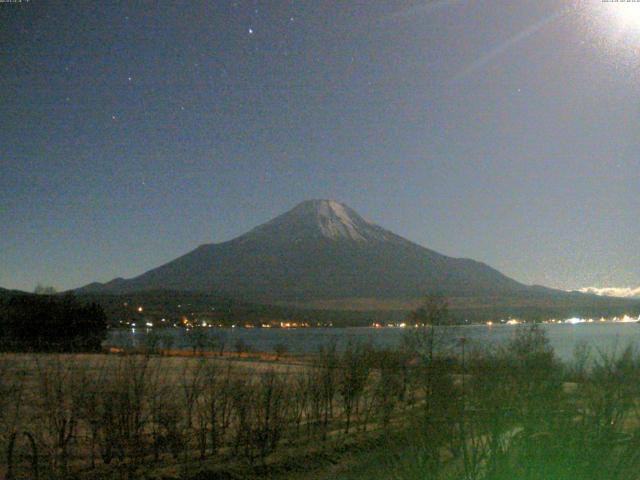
<box><xmin>3</xmin><ymin>326</ymin><xmax>640</xmax><ymax>479</ymax></box>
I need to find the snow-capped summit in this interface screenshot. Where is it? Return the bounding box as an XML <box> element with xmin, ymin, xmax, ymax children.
<box><xmin>243</xmin><ymin>199</ymin><xmax>394</xmax><ymax>243</ymax></box>
<box><xmin>315</xmin><ymin>200</ymin><xmax>367</xmax><ymax>241</ymax></box>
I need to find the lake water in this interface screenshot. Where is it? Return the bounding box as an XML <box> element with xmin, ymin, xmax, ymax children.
<box><xmin>105</xmin><ymin>322</ymin><xmax>640</xmax><ymax>362</ymax></box>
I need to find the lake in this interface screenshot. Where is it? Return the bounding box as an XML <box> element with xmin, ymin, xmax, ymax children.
<box><xmin>105</xmin><ymin>322</ymin><xmax>640</xmax><ymax>362</ymax></box>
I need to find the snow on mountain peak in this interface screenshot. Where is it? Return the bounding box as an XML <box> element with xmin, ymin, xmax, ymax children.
<box><xmin>244</xmin><ymin>199</ymin><xmax>393</xmax><ymax>244</ymax></box>
<box><xmin>315</xmin><ymin>200</ymin><xmax>368</xmax><ymax>241</ymax></box>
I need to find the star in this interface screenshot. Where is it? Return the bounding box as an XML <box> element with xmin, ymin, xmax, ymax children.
<box><xmin>248</xmin><ymin>27</ymin><xmax>254</xmax><ymax>35</ymax></box>
<box><xmin>128</xmin><ymin>76</ymin><xmax>133</xmax><ymax>82</ymax></box>
<box><xmin>111</xmin><ymin>115</ymin><xmax>117</xmax><ymax>120</ymax></box>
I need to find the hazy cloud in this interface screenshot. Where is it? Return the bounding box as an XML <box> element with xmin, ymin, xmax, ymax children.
<box><xmin>576</xmin><ymin>287</ymin><xmax>640</xmax><ymax>298</ymax></box>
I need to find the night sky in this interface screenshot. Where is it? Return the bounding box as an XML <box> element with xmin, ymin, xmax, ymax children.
<box><xmin>2</xmin><ymin>0</ymin><xmax>640</xmax><ymax>293</ymax></box>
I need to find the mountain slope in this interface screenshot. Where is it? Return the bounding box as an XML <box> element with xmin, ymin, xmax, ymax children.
<box><xmin>78</xmin><ymin>200</ymin><xmax>531</xmax><ymax>302</ymax></box>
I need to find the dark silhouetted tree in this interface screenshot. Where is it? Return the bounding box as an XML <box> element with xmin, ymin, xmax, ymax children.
<box><xmin>2</xmin><ymin>293</ymin><xmax>107</xmax><ymax>351</ymax></box>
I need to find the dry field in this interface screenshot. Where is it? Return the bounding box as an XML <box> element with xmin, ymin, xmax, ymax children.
<box><xmin>4</xmin><ymin>327</ymin><xmax>640</xmax><ymax>480</ymax></box>
<box><xmin>0</xmin><ymin>345</ymin><xmax>412</xmax><ymax>480</ymax></box>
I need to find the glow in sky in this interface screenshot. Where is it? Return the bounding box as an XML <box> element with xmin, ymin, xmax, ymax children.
<box><xmin>606</xmin><ymin>1</ymin><xmax>640</xmax><ymax>31</ymax></box>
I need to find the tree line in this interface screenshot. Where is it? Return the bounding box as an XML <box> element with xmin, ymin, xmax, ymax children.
<box><xmin>0</xmin><ymin>293</ymin><xmax>107</xmax><ymax>352</ymax></box>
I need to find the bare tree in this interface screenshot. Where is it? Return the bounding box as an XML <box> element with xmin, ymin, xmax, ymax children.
<box><xmin>337</xmin><ymin>340</ymin><xmax>370</xmax><ymax>434</ymax></box>
<box><xmin>34</xmin><ymin>356</ymin><xmax>85</xmax><ymax>475</ymax></box>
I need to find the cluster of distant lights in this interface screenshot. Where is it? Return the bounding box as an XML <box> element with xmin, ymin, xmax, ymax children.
<box><xmin>124</xmin><ymin>304</ymin><xmax>639</xmax><ymax>332</ymax></box>
<box><xmin>125</xmin><ymin>321</ymin><xmax>327</xmax><ymax>331</ymax></box>
<box><xmin>485</xmin><ymin>315</ymin><xmax>640</xmax><ymax>326</ymax></box>
<box><xmin>372</xmin><ymin>315</ymin><xmax>640</xmax><ymax>329</ymax></box>
<box><xmin>122</xmin><ymin>305</ymin><xmax>331</xmax><ymax>331</ymax></box>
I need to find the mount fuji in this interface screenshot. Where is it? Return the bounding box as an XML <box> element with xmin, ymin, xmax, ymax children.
<box><xmin>77</xmin><ymin>199</ymin><xmax>535</xmax><ymax>303</ymax></box>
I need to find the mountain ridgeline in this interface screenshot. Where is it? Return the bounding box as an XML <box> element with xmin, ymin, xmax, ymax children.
<box><xmin>78</xmin><ymin>200</ymin><xmax>529</xmax><ymax>302</ymax></box>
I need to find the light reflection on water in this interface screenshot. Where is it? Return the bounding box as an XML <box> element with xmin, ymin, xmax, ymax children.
<box><xmin>105</xmin><ymin>323</ymin><xmax>640</xmax><ymax>362</ymax></box>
